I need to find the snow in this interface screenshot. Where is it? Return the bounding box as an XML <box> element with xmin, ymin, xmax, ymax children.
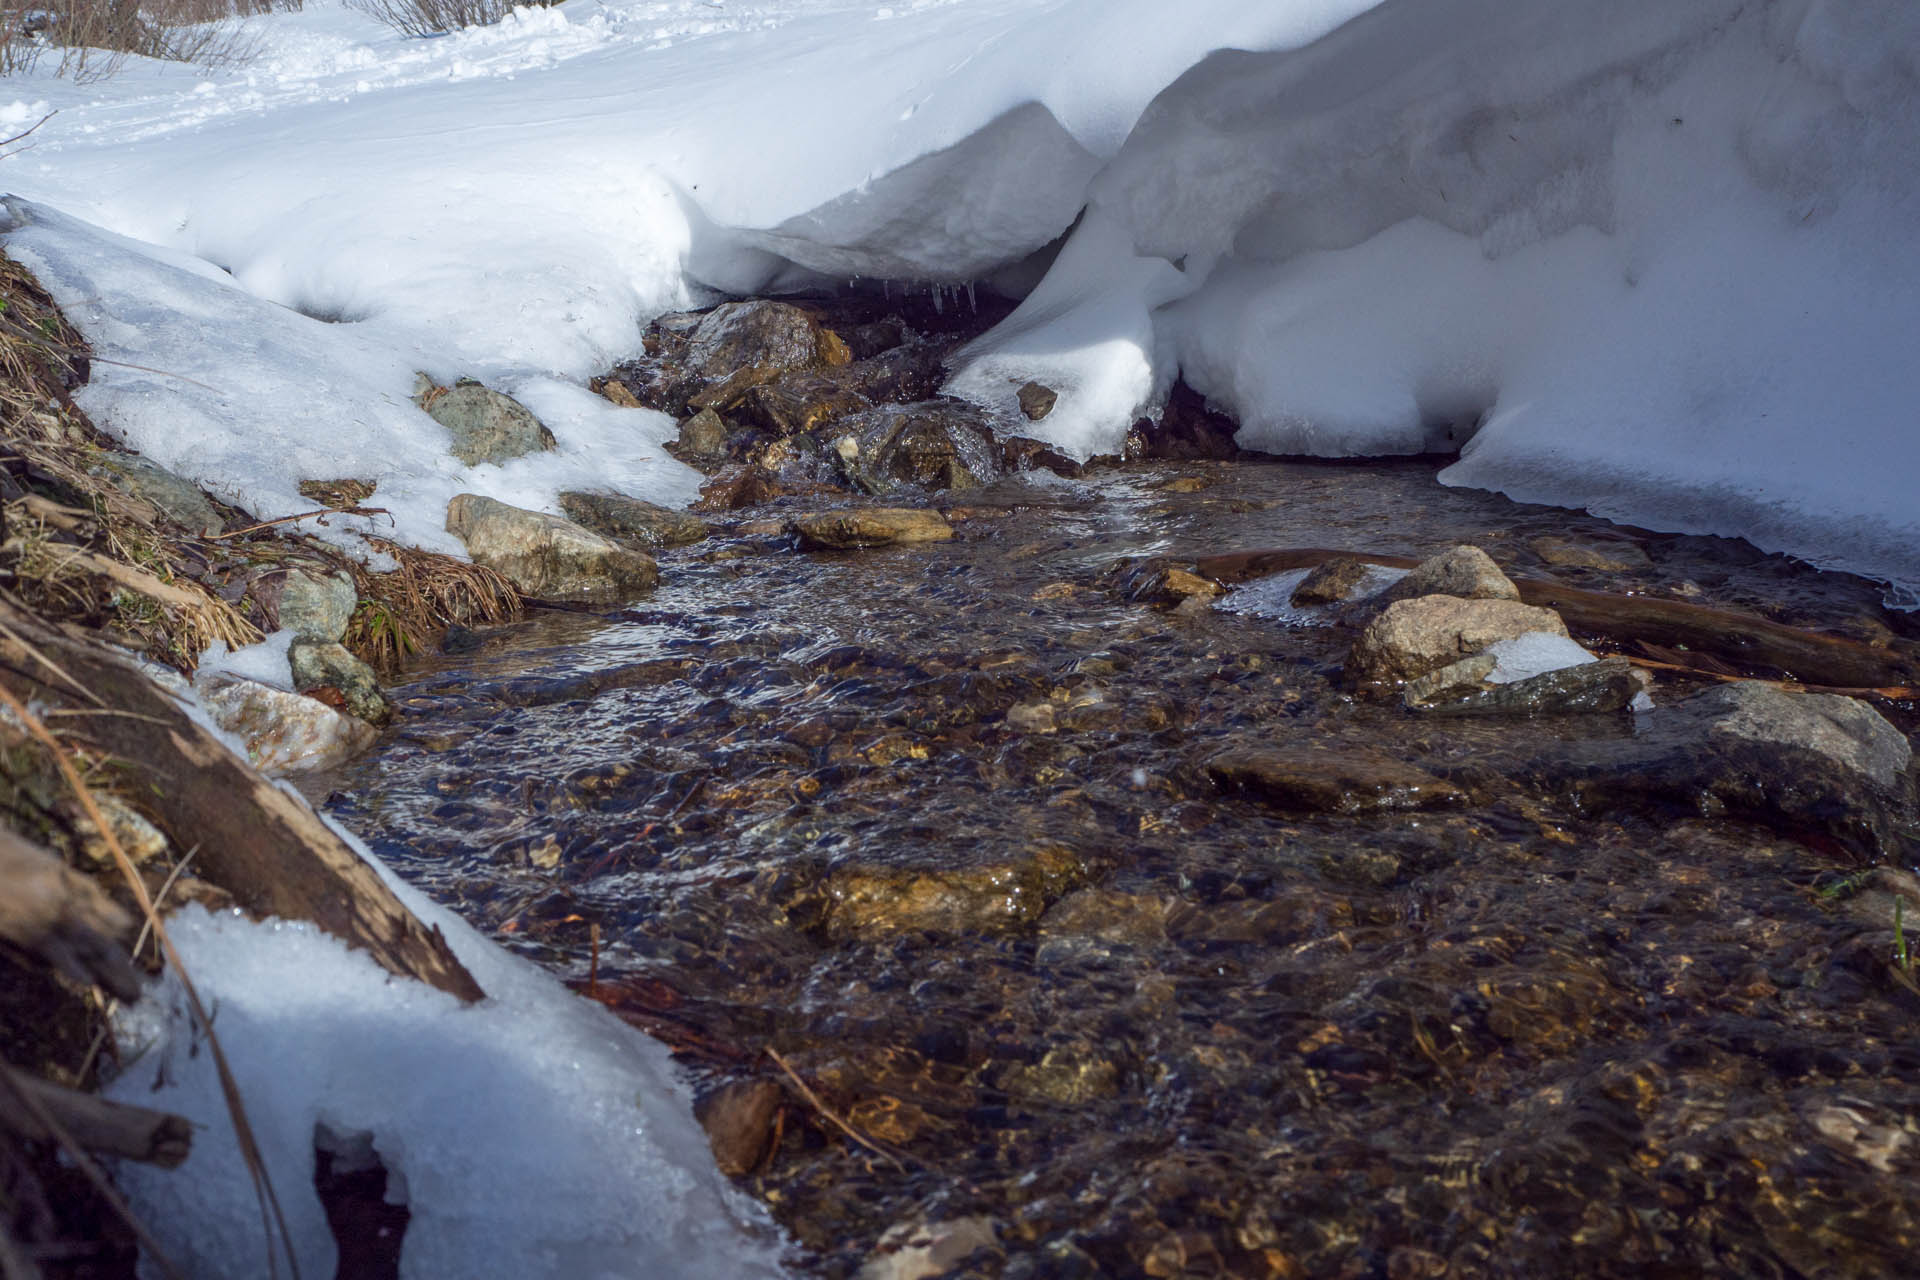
<box><xmin>197</xmin><ymin>628</ymin><xmax>297</xmax><ymax>690</ymax></box>
<box><xmin>107</xmin><ymin>829</ymin><xmax>785</xmax><ymax>1279</ymax></box>
<box><xmin>1483</xmin><ymin>631</ymin><xmax>1597</xmax><ymax>685</ymax></box>
<box><xmin>4</xmin><ymin>0</ymin><xmax>1916</xmax><ymax>599</ymax></box>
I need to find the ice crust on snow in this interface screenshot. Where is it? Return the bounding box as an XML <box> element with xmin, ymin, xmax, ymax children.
<box><xmin>107</xmin><ymin>852</ymin><xmax>785</xmax><ymax>1278</ymax></box>
<box><xmin>1484</xmin><ymin>632</ymin><xmax>1598</xmax><ymax>685</ymax></box>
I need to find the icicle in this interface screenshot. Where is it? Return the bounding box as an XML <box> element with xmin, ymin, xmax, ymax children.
<box><xmin>966</xmin><ymin>282</ymin><xmax>977</xmax><ymax>312</ymax></box>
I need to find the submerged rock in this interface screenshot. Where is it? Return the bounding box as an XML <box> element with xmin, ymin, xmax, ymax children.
<box><xmin>444</xmin><ymin>494</ymin><xmax>658</xmax><ymax>604</ymax></box>
<box><xmin>858</xmin><ymin>1217</ymin><xmax>1000</xmax><ymax>1280</ymax></box>
<box><xmin>821</xmin><ymin>844</ymin><xmax>1090</xmax><ymax>940</ymax></box>
<box><xmin>1204</xmin><ymin>746</ymin><xmax>1465</xmax><ymax>815</ymax></box>
<box><xmin>1292</xmin><ymin>557</ymin><xmax>1379</xmax><ymax>606</ymax></box>
<box><xmin>289</xmin><ymin>641</ymin><xmax>395</xmax><ymax>726</ymax></box>
<box><xmin>1529</xmin><ymin>535</ymin><xmax>1652</xmax><ymax>572</ymax></box>
<box><xmin>1348</xmin><ymin>596</ymin><xmax>1569</xmax><ymax>684</ymax></box>
<box><xmin>558</xmin><ymin>491</ymin><xmax>710</xmax><ymax>549</ymax></box>
<box><xmin>1534</xmin><ymin>681</ymin><xmax>1918</xmax><ymax>854</ymax></box>
<box><xmin>790</xmin><ymin>508</ymin><xmax>953</xmax><ymax>550</ymax></box>
<box><xmin>197</xmin><ymin>677</ymin><xmax>377</xmax><ymax>775</ymax></box>
<box><xmin>421</xmin><ymin>381</ymin><xmax>557</xmax><ymax>466</ymax></box>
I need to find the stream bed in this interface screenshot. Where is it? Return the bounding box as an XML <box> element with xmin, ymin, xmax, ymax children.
<box><xmin>317</xmin><ymin>456</ymin><xmax>1920</xmax><ymax>1279</ymax></box>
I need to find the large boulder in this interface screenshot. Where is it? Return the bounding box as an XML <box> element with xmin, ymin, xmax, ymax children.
<box><xmin>445</xmin><ymin>494</ymin><xmax>658</xmax><ymax>604</ymax></box>
<box><xmin>1532</xmin><ymin>682</ymin><xmax>1918</xmax><ymax>855</ymax></box>
<box><xmin>422</xmin><ymin>381</ymin><xmax>557</xmax><ymax>467</ymax></box>
<box><xmin>1349</xmin><ymin>596</ymin><xmax>1569</xmax><ymax>684</ymax></box>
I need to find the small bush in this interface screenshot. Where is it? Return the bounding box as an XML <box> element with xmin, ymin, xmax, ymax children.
<box><xmin>349</xmin><ymin>0</ymin><xmax>552</xmax><ymax>39</ymax></box>
<box><xmin>1</xmin><ymin>0</ymin><xmax>278</xmax><ymax>80</ymax></box>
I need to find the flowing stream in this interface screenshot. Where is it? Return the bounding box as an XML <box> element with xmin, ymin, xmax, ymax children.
<box><xmin>315</xmin><ymin>456</ymin><xmax>1919</xmax><ymax>1278</ymax></box>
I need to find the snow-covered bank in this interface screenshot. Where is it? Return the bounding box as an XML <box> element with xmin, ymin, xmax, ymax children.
<box><xmin>108</xmin><ymin>820</ymin><xmax>785</xmax><ymax>1278</ymax></box>
<box><xmin>5</xmin><ymin>0</ymin><xmax>1919</xmax><ymax>598</ymax></box>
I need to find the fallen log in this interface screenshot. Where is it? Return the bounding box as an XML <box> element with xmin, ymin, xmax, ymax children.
<box><xmin>0</xmin><ymin>600</ymin><xmax>483</xmax><ymax>1003</ymax></box>
<box><xmin>0</xmin><ymin>1065</ymin><xmax>191</xmax><ymax>1167</ymax></box>
<box><xmin>1189</xmin><ymin>547</ymin><xmax>1920</xmax><ymax>692</ymax></box>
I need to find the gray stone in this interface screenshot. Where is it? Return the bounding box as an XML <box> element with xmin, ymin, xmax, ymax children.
<box><xmin>1380</xmin><ymin>544</ymin><xmax>1519</xmax><ymax>605</ymax></box>
<box><xmin>288</xmin><ymin>641</ymin><xmax>394</xmax><ymax>726</ymax></box>
<box><xmin>276</xmin><ymin>568</ymin><xmax>358</xmax><ymax>643</ymax></box>
<box><xmin>445</xmin><ymin>494</ymin><xmax>659</xmax><ymax>604</ymax></box>
<box><xmin>1530</xmin><ymin>681</ymin><xmax>1919</xmax><ymax>855</ymax></box>
<box><xmin>1402</xmin><ymin>653</ymin><xmax>1500</xmax><ymax>708</ymax></box>
<box><xmin>790</xmin><ymin>507</ymin><xmax>954</xmax><ymax>550</ymax></box>
<box><xmin>1016</xmin><ymin>381</ymin><xmax>1058</xmax><ymax>421</ymax></box>
<box><xmin>423</xmin><ymin>382</ymin><xmax>557</xmax><ymax>466</ymax></box>
<box><xmin>557</xmin><ymin>491</ymin><xmax>709</xmax><ymax>549</ymax></box>
<box><xmin>1348</xmin><ymin>595</ymin><xmax>1569</xmax><ymax>684</ymax></box>
<box><xmin>94</xmin><ymin>455</ymin><xmax>223</xmax><ymax>535</ymax></box>
<box><xmin>1415</xmin><ymin>656</ymin><xmax>1652</xmax><ymax>716</ymax></box>
<box><xmin>197</xmin><ymin>676</ymin><xmax>377</xmax><ymax>775</ymax></box>
<box><xmin>828</xmin><ymin>402</ymin><xmax>1000</xmax><ymax>494</ymax></box>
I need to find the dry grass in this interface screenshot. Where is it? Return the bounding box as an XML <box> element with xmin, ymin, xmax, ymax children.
<box><xmin>345</xmin><ymin>537</ymin><xmax>521</xmax><ymax>672</ymax></box>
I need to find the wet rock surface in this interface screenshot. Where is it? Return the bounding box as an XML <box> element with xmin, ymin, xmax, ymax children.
<box><xmin>1350</xmin><ymin>595</ymin><xmax>1570</xmax><ymax>684</ymax></box>
<box><xmin>558</xmin><ymin>490</ymin><xmax>710</xmax><ymax>549</ymax></box>
<box><xmin>317</xmin><ymin>300</ymin><xmax>1920</xmax><ymax>1280</ymax></box>
<box><xmin>444</xmin><ymin>493</ymin><xmax>658</xmax><ymax>604</ymax></box>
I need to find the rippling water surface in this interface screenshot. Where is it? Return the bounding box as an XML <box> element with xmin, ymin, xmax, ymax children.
<box><xmin>318</xmin><ymin>458</ymin><xmax>1920</xmax><ymax>1278</ymax></box>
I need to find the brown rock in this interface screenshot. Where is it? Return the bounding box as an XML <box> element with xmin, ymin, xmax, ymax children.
<box><xmin>1016</xmin><ymin>381</ymin><xmax>1058</xmax><ymax>420</ymax></box>
<box><xmin>693</xmin><ymin>464</ymin><xmax>784</xmax><ymax>512</ymax></box>
<box><xmin>697</xmin><ymin>1079</ymin><xmax>783</xmax><ymax>1178</ymax></box>
<box><xmin>1349</xmin><ymin>596</ymin><xmax>1569</xmax><ymax>684</ymax></box>
<box><xmin>791</xmin><ymin>508</ymin><xmax>954</xmax><ymax>550</ymax></box>
<box><xmin>1204</xmin><ymin>747</ymin><xmax>1465</xmax><ymax>814</ymax></box>
<box><xmin>821</xmin><ymin>846</ymin><xmax>1090</xmax><ymax>941</ymax></box>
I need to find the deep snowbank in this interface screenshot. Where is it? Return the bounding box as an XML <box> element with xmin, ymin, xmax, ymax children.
<box><xmin>5</xmin><ymin>0</ymin><xmax>1919</xmax><ymax>598</ymax></box>
<box><xmin>108</xmin><ymin>827</ymin><xmax>785</xmax><ymax>1278</ymax></box>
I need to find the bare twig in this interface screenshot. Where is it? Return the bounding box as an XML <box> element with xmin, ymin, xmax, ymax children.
<box><xmin>207</xmin><ymin>506</ymin><xmax>392</xmax><ymax>540</ymax></box>
<box><xmin>764</xmin><ymin>1047</ymin><xmax>910</xmax><ymax>1173</ymax></box>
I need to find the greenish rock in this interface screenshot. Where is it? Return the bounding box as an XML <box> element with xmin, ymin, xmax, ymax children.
<box><xmin>1001</xmin><ymin>1041</ymin><xmax>1120</xmax><ymax>1105</ymax></box>
<box><xmin>557</xmin><ymin>491</ymin><xmax>709</xmax><ymax>549</ymax></box>
<box><xmin>276</xmin><ymin>568</ymin><xmax>358</xmax><ymax>643</ymax></box>
<box><xmin>288</xmin><ymin>641</ymin><xmax>395</xmax><ymax>726</ymax></box>
<box><xmin>423</xmin><ymin>382</ymin><xmax>557</xmax><ymax>466</ymax></box>
<box><xmin>94</xmin><ymin>455</ymin><xmax>223</xmax><ymax>535</ymax></box>
<box><xmin>672</xmin><ymin>408</ymin><xmax>731</xmax><ymax>465</ymax></box>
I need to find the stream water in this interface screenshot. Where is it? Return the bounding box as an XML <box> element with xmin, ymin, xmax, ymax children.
<box><xmin>317</xmin><ymin>456</ymin><xmax>1919</xmax><ymax>1278</ymax></box>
